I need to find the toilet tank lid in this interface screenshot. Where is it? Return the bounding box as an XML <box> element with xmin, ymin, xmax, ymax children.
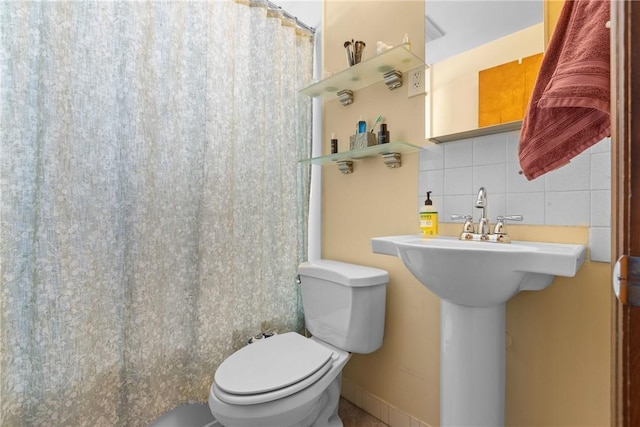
<box><xmin>298</xmin><ymin>260</ymin><xmax>388</xmax><ymax>287</ymax></box>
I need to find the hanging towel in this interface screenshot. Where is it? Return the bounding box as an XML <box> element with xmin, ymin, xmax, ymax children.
<box><xmin>518</xmin><ymin>0</ymin><xmax>610</xmax><ymax>180</ymax></box>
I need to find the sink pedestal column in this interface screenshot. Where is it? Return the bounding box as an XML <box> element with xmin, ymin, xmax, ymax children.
<box><xmin>441</xmin><ymin>300</ymin><xmax>505</xmax><ymax>427</ymax></box>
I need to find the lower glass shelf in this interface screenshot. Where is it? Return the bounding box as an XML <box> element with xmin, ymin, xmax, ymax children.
<box><xmin>299</xmin><ymin>141</ymin><xmax>422</xmax><ymax>166</ymax></box>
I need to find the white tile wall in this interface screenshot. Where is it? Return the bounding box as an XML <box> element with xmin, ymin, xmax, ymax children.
<box><xmin>545</xmin><ymin>191</ymin><xmax>591</xmax><ymax>226</ymax></box>
<box><xmin>444</xmin><ymin>167</ymin><xmax>473</xmax><ymax>195</ymax></box>
<box><xmin>591</xmin><ymin>152</ymin><xmax>611</xmax><ymax>190</ymax></box>
<box><xmin>418</xmin><ymin>131</ymin><xmax>611</xmax><ymax>262</ymax></box>
<box><xmin>590</xmin><ymin>227</ymin><xmax>612</xmax><ymax>262</ymax></box>
<box><xmin>473</xmin><ymin>133</ymin><xmax>507</xmax><ymax>165</ymax></box>
<box><xmin>443</xmin><ymin>139</ymin><xmax>473</xmax><ymax>168</ymax></box>
<box><xmin>544</xmin><ymin>151</ymin><xmax>591</xmax><ymax>192</ymax></box>
<box><xmin>591</xmin><ymin>190</ymin><xmax>611</xmax><ymax>227</ymax></box>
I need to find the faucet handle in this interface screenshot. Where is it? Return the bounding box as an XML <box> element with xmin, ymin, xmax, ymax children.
<box><xmin>451</xmin><ymin>214</ymin><xmax>475</xmax><ymax>233</ymax></box>
<box><xmin>451</xmin><ymin>214</ymin><xmax>472</xmax><ymax>220</ymax></box>
<box><xmin>494</xmin><ymin>215</ymin><xmax>523</xmax><ymax>234</ymax></box>
<box><xmin>499</xmin><ymin>215</ymin><xmax>524</xmax><ymax>222</ymax></box>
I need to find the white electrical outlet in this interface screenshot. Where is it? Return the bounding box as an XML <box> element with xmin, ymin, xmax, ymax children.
<box><xmin>408</xmin><ymin>65</ymin><xmax>426</xmax><ymax>98</ymax></box>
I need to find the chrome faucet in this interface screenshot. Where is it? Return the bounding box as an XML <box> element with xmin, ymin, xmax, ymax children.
<box><xmin>475</xmin><ymin>187</ymin><xmax>490</xmax><ymax>235</ymax></box>
<box><xmin>451</xmin><ymin>187</ymin><xmax>523</xmax><ymax>243</ymax></box>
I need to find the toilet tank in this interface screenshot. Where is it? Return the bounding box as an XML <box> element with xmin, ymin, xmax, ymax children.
<box><xmin>298</xmin><ymin>260</ymin><xmax>388</xmax><ymax>354</ymax></box>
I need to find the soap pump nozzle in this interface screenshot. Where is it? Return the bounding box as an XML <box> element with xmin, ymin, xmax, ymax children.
<box><xmin>425</xmin><ymin>191</ymin><xmax>433</xmax><ymax>206</ymax></box>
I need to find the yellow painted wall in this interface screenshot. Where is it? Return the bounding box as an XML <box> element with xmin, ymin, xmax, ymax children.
<box><xmin>322</xmin><ymin>0</ymin><xmax>437</xmax><ymax>420</ymax></box>
<box><xmin>322</xmin><ymin>1</ymin><xmax>610</xmax><ymax>426</ymax></box>
<box><xmin>545</xmin><ymin>0</ymin><xmax>566</xmax><ymax>46</ymax></box>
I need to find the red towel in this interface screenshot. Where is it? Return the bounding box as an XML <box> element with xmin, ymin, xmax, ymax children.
<box><xmin>518</xmin><ymin>0</ymin><xmax>610</xmax><ymax>181</ymax></box>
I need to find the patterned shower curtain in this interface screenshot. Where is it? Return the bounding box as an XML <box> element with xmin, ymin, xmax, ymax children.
<box><xmin>0</xmin><ymin>1</ymin><xmax>313</xmax><ymax>425</ymax></box>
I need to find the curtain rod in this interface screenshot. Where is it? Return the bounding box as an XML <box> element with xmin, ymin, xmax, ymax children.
<box><xmin>266</xmin><ymin>1</ymin><xmax>316</xmax><ymax>34</ymax></box>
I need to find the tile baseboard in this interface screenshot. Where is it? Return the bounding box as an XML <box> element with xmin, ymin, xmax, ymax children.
<box><xmin>341</xmin><ymin>378</ymin><xmax>433</xmax><ymax>427</ymax></box>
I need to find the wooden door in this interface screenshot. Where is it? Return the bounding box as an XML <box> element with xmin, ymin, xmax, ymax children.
<box><xmin>611</xmin><ymin>1</ymin><xmax>640</xmax><ymax>425</ymax></box>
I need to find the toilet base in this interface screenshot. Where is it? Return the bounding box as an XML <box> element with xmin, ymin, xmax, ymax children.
<box><xmin>211</xmin><ymin>374</ymin><xmax>343</xmax><ymax>427</ymax></box>
<box><xmin>150</xmin><ymin>403</ymin><xmax>220</xmax><ymax>427</ymax></box>
<box><xmin>310</xmin><ymin>374</ymin><xmax>343</xmax><ymax>427</ymax></box>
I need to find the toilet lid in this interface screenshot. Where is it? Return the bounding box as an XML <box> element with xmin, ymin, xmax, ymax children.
<box><xmin>214</xmin><ymin>332</ymin><xmax>334</xmax><ymax>396</ymax></box>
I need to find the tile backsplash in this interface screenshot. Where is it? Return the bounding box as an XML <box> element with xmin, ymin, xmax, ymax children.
<box><xmin>419</xmin><ymin>130</ymin><xmax>611</xmax><ymax>262</ymax></box>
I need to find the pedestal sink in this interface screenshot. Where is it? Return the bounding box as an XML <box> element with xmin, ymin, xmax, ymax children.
<box><xmin>371</xmin><ymin>235</ymin><xmax>586</xmax><ymax>427</ymax></box>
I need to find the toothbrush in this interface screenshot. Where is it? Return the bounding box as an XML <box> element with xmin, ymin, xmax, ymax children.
<box><xmin>370</xmin><ymin>115</ymin><xmax>383</xmax><ymax>133</ymax></box>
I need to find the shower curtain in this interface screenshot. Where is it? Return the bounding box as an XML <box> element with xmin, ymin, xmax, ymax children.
<box><xmin>0</xmin><ymin>1</ymin><xmax>313</xmax><ymax>425</ymax></box>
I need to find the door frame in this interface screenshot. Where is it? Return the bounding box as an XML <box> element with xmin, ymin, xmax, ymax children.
<box><xmin>611</xmin><ymin>0</ymin><xmax>640</xmax><ymax>425</ymax></box>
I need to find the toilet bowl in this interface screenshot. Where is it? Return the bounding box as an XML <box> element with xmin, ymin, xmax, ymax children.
<box><xmin>208</xmin><ymin>260</ymin><xmax>388</xmax><ymax>427</ymax></box>
<box><xmin>209</xmin><ymin>333</ymin><xmax>349</xmax><ymax>427</ymax></box>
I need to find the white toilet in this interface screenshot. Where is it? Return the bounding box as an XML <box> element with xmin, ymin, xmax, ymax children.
<box><xmin>208</xmin><ymin>259</ymin><xmax>388</xmax><ymax>427</ymax></box>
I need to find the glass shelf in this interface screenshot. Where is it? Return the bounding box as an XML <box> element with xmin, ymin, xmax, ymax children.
<box><xmin>299</xmin><ymin>141</ymin><xmax>422</xmax><ymax>166</ymax></box>
<box><xmin>300</xmin><ymin>46</ymin><xmax>426</xmax><ymax>101</ymax></box>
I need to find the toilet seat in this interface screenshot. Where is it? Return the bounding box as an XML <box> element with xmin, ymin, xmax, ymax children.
<box><xmin>213</xmin><ymin>332</ymin><xmax>337</xmax><ymax>406</ymax></box>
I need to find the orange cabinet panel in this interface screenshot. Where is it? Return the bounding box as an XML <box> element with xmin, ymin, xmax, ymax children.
<box><xmin>478</xmin><ymin>52</ymin><xmax>543</xmax><ymax>128</ymax></box>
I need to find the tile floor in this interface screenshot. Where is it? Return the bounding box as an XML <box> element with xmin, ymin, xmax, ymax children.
<box><xmin>338</xmin><ymin>398</ymin><xmax>388</xmax><ymax>427</ymax></box>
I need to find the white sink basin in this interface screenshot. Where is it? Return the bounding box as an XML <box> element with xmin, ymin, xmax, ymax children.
<box><xmin>371</xmin><ymin>236</ymin><xmax>586</xmax><ymax>427</ymax></box>
<box><xmin>371</xmin><ymin>235</ymin><xmax>586</xmax><ymax>307</ymax></box>
<box><xmin>371</xmin><ymin>234</ymin><xmax>587</xmax><ymax>426</ymax></box>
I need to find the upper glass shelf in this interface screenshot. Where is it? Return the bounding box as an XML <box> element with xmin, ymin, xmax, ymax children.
<box><xmin>300</xmin><ymin>46</ymin><xmax>426</xmax><ymax>101</ymax></box>
<box><xmin>299</xmin><ymin>142</ymin><xmax>422</xmax><ymax>166</ymax></box>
